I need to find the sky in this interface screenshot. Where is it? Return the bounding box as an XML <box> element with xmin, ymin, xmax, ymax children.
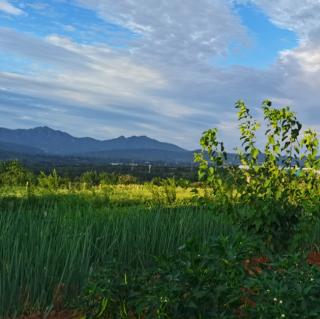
<box><xmin>0</xmin><ymin>0</ymin><xmax>319</xmax><ymax>150</ymax></box>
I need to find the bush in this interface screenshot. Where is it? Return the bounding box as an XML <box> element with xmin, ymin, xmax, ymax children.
<box><xmin>0</xmin><ymin>160</ymin><xmax>34</xmax><ymax>186</ymax></box>
<box><xmin>37</xmin><ymin>169</ymin><xmax>61</xmax><ymax>191</ymax></box>
<box><xmin>80</xmin><ymin>171</ymin><xmax>100</xmax><ymax>187</ymax></box>
<box><xmin>117</xmin><ymin>175</ymin><xmax>138</xmax><ymax>185</ymax></box>
<box><xmin>99</xmin><ymin>172</ymin><xmax>118</xmax><ymax>185</ymax></box>
<box><xmin>79</xmin><ymin>235</ymin><xmax>261</xmax><ymax>318</ymax></box>
<box><xmin>195</xmin><ymin>100</ymin><xmax>320</xmax><ymax>249</ymax></box>
<box><xmin>79</xmin><ymin>239</ymin><xmax>320</xmax><ymax>319</ymax></box>
<box><xmin>242</xmin><ymin>254</ymin><xmax>320</xmax><ymax>318</ymax></box>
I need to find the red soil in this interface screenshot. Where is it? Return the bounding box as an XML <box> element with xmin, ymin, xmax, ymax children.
<box><xmin>307</xmin><ymin>252</ymin><xmax>320</xmax><ymax>266</ymax></box>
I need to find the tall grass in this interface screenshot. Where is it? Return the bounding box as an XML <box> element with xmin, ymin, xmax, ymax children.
<box><xmin>0</xmin><ymin>195</ymin><xmax>240</xmax><ymax>316</ymax></box>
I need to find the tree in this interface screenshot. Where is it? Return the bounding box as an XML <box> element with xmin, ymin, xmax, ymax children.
<box><xmin>0</xmin><ymin>160</ymin><xmax>34</xmax><ymax>186</ymax></box>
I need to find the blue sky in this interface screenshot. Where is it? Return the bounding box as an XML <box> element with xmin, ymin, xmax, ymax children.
<box><xmin>0</xmin><ymin>0</ymin><xmax>319</xmax><ymax>149</ymax></box>
<box><xmin>215</xmin><ymin>4</ymin><xmax>298</xmax><ymax>68</ymax></box>
<box><xmin>0</xmin><ymin>1</ymin><xmax>138</xmax><ymax>47</ymax></box>
<box><xmin>0</xmin><ymin>1</ymin><xmax>297</xmax><ymax>68</ymax></box>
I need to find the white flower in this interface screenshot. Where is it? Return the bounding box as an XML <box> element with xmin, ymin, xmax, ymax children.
<box><xmin>281</xmin><ymin>315</ymin><xmax>285</xmax><ymax>318</ymax></box>
<box><xmin>279</xmin><ymin>300</ymin><xmax>283</xmax><ymax>304</ymax></box>
<box><xmin>273</xmin><ymin>297</ymin><xmax>277</xmax><ymax>302</ymax></box>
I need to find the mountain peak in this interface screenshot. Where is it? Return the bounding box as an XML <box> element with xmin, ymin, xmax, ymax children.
<box><xmin>32</xmin><ymin>126</ymin><xmax>62</xmax><ymax>133</ymax></box>
<box><xmin>33</xmin><ymin>126</ymin><xmax>54</xmax><ymax>131</ymax></box>
<box><xmin>0</xmin><ymin>126</ymin><xmax>188</xmax><ymax>158</ymax></box>
<box><xmin>31</xmin><ymin>126</ymin><xmax>72</xmax><ymax>138</ymax></box>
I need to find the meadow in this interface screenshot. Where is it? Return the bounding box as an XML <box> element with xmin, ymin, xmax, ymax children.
<box><xmin>1</xmin><ymin>178</ymin><xmax>320</xmax><ymax>318</ymax></box>
<box><xmin>1</xmin><ymin>100</ymin><xmax>320</xmax><ymax>318</ymax></box>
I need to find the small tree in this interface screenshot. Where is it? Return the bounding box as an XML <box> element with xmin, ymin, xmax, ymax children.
<box><xmin>195</xmin><ymin>100</ymin><xmax>319</xmax><ymax>248</ymax></box>
<box><xmin>0</xmin><ymin>160</ymin><xmax>34</xmax><ymax>187</ymax></box>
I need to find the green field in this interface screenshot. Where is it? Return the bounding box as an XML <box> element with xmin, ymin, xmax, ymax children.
<box><xmin>0</xmin><ymin>176</ymin><xmax>320</xmax><ymax>318</ymax></box>
<box><xmin>1</xmin><ymin>101</ymin><xmax>320</xmax><ymax>318</ymax></box>
<box><xmin>0</xmin><ymin>195</ymin><xmax>222</xmax><ymax>314</ymax></box>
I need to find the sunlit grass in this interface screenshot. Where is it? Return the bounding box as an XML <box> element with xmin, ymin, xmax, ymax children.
<box><xmin>0</xmin><ymin>183</ymin><xmax>201</xmax><ymax>207</ymax></box>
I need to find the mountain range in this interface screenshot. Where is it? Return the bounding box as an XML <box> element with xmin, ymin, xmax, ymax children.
<box><xmin>0</xmin><ymin>126</ymin><xmax>196</xmax><ymax>164</ymax></box>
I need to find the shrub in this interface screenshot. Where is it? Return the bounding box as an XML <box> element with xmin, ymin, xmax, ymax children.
<box><xmin>37</xmin><ymin>169</ymin><xmax>61</xmax><ymax>191</ymax></box>
<box><xmin>79</xmin><ymin>234</ymin><xmax>260</xmax><ymax>318</ymax></box>
<box><xmin>117</xmin><ymin>175</ymin><xmax>138</xmax><ymax>185</ymax></box>
<box><xmin>195</xmin><ymin>100</ymin><xmax>320</xmax><ymax>249</ymax></box>
<box><xmin>79</xmin><ymin>241</ymin><xmax>320</xmax><ymax>319</ymax></box>
<box><xmin>0</xmin><ymin>160</ymin><xmax>34</xmax><ymax>186</ymax></box>
<box><xmin>80</xmin><ymin>171</ymin><xmax>100</xmax><ymax>187</ymax></box>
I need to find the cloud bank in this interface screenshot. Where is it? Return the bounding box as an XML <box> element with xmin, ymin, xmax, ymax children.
<box><xmin>0</xmin><ymin>0</ymin><xmax>319</xmax><ymax>149</ymax></box>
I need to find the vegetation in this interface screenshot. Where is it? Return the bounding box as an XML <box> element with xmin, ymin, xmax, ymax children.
<box><xmin>1</xmin><ymin>199</ymin><xmax>234</xmax><ymax>316</ymax></box>
<box><xmin>195</xmin><ymin>100</ymin><xmax>320</xmax><ymax>249</ymax></box>
<box><xmin>0</xmin><ymin>100</ymin><xmax>320</xmax><ymax>318</ymax></box>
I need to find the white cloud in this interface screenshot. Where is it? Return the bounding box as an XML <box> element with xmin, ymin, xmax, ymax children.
<box><xmin>75</xmin><ymin>0</ymin><xmax>250</xmax><ymax>64</ymax></box>
<box><xmin>0</xmin><ymin>0</ymin><xmax>24</xmax><ymax>16</ymax></box>
<box><xmin>280</xmin><ymin>44</ymin><xmax>320</xmax><ymax>73</ymax></box>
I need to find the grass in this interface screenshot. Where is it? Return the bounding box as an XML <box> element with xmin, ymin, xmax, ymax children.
<box><xmin>1</xmin><ymin>182</ymin><xmax>320</xmax><ymax>317</ymax></box>
<box><xmin>0</xmin><ymin>194</ymin><xmax>239</xmax><ymax>316</ymax></box>
<box><xmin>0</xmin><ymin>183</ymin><xmax>197</xmax><ymax>207</ymax></box>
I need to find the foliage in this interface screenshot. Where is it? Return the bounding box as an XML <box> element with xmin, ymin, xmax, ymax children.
<box><xmin>37</xmin><ymin>169</ymin><xmax>61</xmax><ymax>191</ymax></box>
<box><xmin>80</xmin><ymin>244</ymin><xmax>320</xmax><ymax>319</ymax></box>
<box><xmin>242</xmin><ymin>254</ymin><xmax>320</xmax><ymax>318</ymax></box>
<box><xmin>0</xmin><ymin>160</ymin><xmax>34</xmax><ymax>186</ymax></box>
<box><xmin>162</xmin><ymin>178</ymin><xmax>177</xmax><ymax>205</ymax></box>
<box><xmin>117</xmin><ymin>174</ymin><xmax>138</xmax><ymax>185</ymax></box>
<box><xmin>99</xmin><ymin>172</ymin><xmax>118</xmax><ymax>185</ymax></box>
<box><xmin>194</xmin><ymin>128</ymin><xmax>227</xmax><ymax>194</ymax></box>
<box><xmin>80</xmin><ymin>234</ymin><xmax>260</xmax><ymax>319</ymax></box>
<box><xmin>80</xmin><ymin>171</ymin><xmax>100</xmax><ymax>187</ymax></box>
<box><xmin>195</xmin><ymin>100</ymin><xmax>320</xmax><ymax>248</ymax></box>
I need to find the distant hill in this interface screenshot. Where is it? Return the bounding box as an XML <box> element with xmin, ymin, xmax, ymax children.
<box><xmin>0</xmin><ymin>126</ymin><xmax>192</xmax><ymax>163</ymax></box>
<box><xmin>0</xmin><ymin>141</ymin><xmax>44</xmax><ymax>155</ymax></box>
<box><xmin>84</xmin><ymin>149</ymin><xmax>195</xmax><ymax>163</ymax></box>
